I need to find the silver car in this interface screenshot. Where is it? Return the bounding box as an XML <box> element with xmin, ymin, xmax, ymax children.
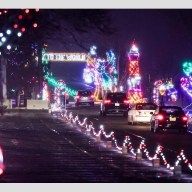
<box><xmin>74</xmin><ymin>90</ymin><xmax>95</xmax><ymax>106</ymax></box>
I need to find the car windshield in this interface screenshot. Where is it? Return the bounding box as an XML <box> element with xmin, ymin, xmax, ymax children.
<box><xmin>107</xmin><ymin>93</ymin><xmax>127</xmax><ymax>102</ymax></box>
<box><xmin>136</xmin><ymin>103</ymin><xmax>157</xmax><ymax>110</ymax></box>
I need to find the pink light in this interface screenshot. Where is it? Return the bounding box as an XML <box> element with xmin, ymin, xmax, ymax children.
<box><xmin>33</xmin><ymin>23</ymin><xmax>38</xmax><ymax>28</ymax></box>
<box><xmin>13</xmin><ymin>24</ymin><xmax>18</xmax><ymax>29</ymax></box>
<box><xmin>0</xmin><ymin>168</ymin><xmax>4</xmax><ymax>175</ymax></box>
<box><xmin>25</xmin><ymin>9</ymin><xmax>29</xmax><ymax>14</ymax></box>
<box><xmin>21</xmin><ymin>27</ymin><xmax>26</xmax><ymax>32</ymax></box>
<box><xmin>18</xmin><ymin>15</ymin><xmax>23</xmax><ymax>20</ymax></box>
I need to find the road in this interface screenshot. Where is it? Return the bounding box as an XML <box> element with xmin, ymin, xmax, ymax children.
<box><xmin>0</xmin><ymin>106</ymin><xmax>192</xmax><ymax>183</ymax></box>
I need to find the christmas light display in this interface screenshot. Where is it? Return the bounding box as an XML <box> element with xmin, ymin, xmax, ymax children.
<box><xmin>42</xmin><ymin>48</ymin><xmax>78</xmax><ymax>100</ymax></box>
<box><xmin>0</xmin><ymin>9</ymin><xmax>40</xmax><ymax>52</ymax></box>
<box><xmin>127</xmin><ymin>42</ymin><xmax>143</xmax><ymax>104</ymax></box>
<box><xmin>153</xmin><ymin>79</ymin><xmax>177</xmax><ymax>105</ymax></box>
<box><xmin>180</xmin><ymin>62</ymin><xmax>192</xmax><ymax>98</ymax></box>
<box><xmin>61</xmin><ymin>109</ymin><xmax>192</xmax><ymax>173</ymax></box>
<box><xmin>83</xmin><ymin>46</ymin><xmax>118</xmax><ymax>100</ymax></box>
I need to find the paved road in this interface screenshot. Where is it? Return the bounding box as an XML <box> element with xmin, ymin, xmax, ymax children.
<box><xmin>0</xmin><ymin>110</ymin><xmax>191</xmax><ymax>183</ymax></box>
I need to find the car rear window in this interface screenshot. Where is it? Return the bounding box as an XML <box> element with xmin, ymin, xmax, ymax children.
<box><xmin>78</xmin><ymin>91</ymin><xmax>92</xmax><ymax>96</ymax></box>
<box><xmin>136</xmin><ymin>103</ymin><xmax>157</xmax><ymax>110</ymax></box>
<box><xmin>160</xmin><ymin>107</ymin><xmax>184</xmax><ymax>115</ymax></box>
<box><xmin>107</xmin><ymin>93</ymin><xmax>127</xmax><ymax>102</ymax></box>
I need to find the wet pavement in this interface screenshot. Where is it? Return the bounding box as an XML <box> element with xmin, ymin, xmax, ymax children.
<box><xmin>0</xmin><ymin>110</ymin><xmax>192</xmax><ymax>183</ymax></box>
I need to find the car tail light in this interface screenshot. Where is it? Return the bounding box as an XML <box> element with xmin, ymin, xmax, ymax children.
<box><xmin>76</xmin><ymin>95</ymin><xmax>80</xmax><ymax>99</ymax></box>
<box><xmin>104</xmin><ymin>100</ymin><xmax>111</xmax><ymax>104</ymax></box>
<box><xmin>123</xmin><ymin>100</ymin><xmax>129</xmax><ymax>104</ymax></box>
<box><xmin>156</xmin><ymin>114</ymin><xmax>164</xmax><ymax>120</ymax></box>
<box><xmin>182</xmin><ymin>116</ymin><xmax>188</xmax><ymax>121</ymax></box>
<box><xmin>91</xmin><ymin>95</ymin><xmax>94</xmax><ymax>98</ymax></box>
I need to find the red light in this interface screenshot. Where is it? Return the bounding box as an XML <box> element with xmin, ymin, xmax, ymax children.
<box><xmin>104</xmin><ymin>100</ymin><xmax>111</xmax><ymax>104</ymax></box>
<box><xmin>21</xmin><ymin>27</ymin><xmax>26</xmax><ymax>32</ymax></box>
<box><xmin>76</xmin><ymin>96</ymin><xmax>80</xmax><ymax>99</ymax></box>
<box><xmin>13</xmin><ymin>24</ymin><xmax>18</xmax><ymax>29</ymax></box>
<box><xmin>33</xmin><ymin>23</ymin><xmax>38</xmax><ymax>28</ymax></box>
<box><xmin>35</xmin><ymin>8</ymin><xmax>40</xmax><ymax>12</ymax></box>
<box><xmin>124</xmin><ymin>100</ymin><xmax>129</xmax><ymax>104</ymax></box>
<box><xmin>157</xmin><ymin>114</ymin><xmax>164</xmax><ymax>120</ymax></box>
<box><xmin>182</xmin><ymin>116</ymin><xmax>188</xmax><ymax>121</ymax></box>
<box><xmin>18</xmin><ymin>15</ymin><xmax>23</xmax><ymax>19</ymax></box>
<box><xmin>91</xmin><ymin>95</ymin><xmax>94</xmax><ymax>98</ymax></box>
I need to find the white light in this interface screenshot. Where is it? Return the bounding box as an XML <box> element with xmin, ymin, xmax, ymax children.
<box><xmin>1</xmin><ymin>37</ymin><xmax>6</xmax><ymax>42</ymax></box>
<box><xmin>0</xmin><ymin>33</ymin><xmax>3</xmax><ymax>37</ymax></box>
<box><xmin>6</xmin><ymin>29</ymin><xmax>11</xmax><ymax>35</ymax></box>
<box><xmin>17</xmin><ymin>32</ymin><xmax>22</xmax><ymax>37</ymax></box>
<box><xmin>7</xmin><ymin>45</ymin><xmax>11</xmax><ymax>50</ymax></box>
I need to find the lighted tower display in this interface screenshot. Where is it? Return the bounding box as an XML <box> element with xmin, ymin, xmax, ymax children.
<box><xmin>127</xmin><ymin>42</ymin><xmax>143</xmax><ymax>104</ymax></box>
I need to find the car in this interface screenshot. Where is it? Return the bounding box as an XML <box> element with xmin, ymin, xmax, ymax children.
<box><xmin>74</xmin><ymin>90</ymin><xmax>95</xmax><ymax>106</ymax></box>
<box><xmin>128</xmin><ymin>102</ymin><xmax>157</xmax><ymax>125</ymax></box>
<box><xmin>184</xmin><ymin>109</ymin><xmax>192</xmax><ymax>124</ymax></box>
<box><xmin>100</xmin><ymin>92</ymin><xmax>129</xmax><ymax>117</ymax></box>
<box><xmin>150</xmin><ymin>105</ymin><xmax>188</xmax><ymax>134</ymax></box>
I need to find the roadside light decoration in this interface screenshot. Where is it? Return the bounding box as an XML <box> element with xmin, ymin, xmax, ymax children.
<box><xmin>180</xmin><ymin>61</ymin><xmax>192</xmax><ymax>98</ymax></box>
<box><xmin>153</xmin><ymin>79</ymin><xmax>177</xmax><ymax>105</ymax></box>
<box><xmin>127</xmin><ymin>42</ymin><xmax>143</xmax><ymax>104</ymax></box>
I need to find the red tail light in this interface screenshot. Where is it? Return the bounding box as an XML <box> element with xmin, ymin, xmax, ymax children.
<box><xmin>182</xmin><ymin>116</ymin><xmax>188</xmax><ymax>121</ymax></box>
<box><xmin>124</xmin><ymin>100</ymin><xmax>129</xmax><ymax>104</ymax></box>
<box><xmin>76</xmin><ymin>95</ymin><xmax>80</xmax><ymax>99</ymax></box>
<box><xmin>104</xmin><ymin>100</ymin><xmax>111</xmax><ymax>104</ymax></box>
<box><xmin>156</xmin><ymin>114</ymin><xmax>164</xmax><ymax>120</ymax></box>
<box><xmin>91</xmin><ymin>95</ymin><xmax>94</xmax><ymax>98</ymax></box>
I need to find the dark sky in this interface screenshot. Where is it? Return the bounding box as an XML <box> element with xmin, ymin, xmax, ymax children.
<box><xmin>109</xmin><ymin>9</ymin><xmax>192</xmax><ymax>82</ymax></box>
<box><xmin>49</xmin><ymin>9</ymin><xmax>192</xmax><ymax>90</ymax></box>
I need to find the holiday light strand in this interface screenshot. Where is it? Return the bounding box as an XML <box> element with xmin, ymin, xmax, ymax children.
<box><xmin>60</xmin><ymin>110</ymin><xmax>192</xmax><ymax>173</ymax></box>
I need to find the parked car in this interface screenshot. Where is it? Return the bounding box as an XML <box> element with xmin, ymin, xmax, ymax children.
<box><xmin>74</xmin><ymin>90</ymin><xmax>95</xmax><ymax>106</ymax></box>
<box><xmin>100</xmin><ymin>92</ymin><xmax>129</xmax><ymax>117</ymax></box>
<box><xmin>128</xmin><ymin>102</ymin><xmax>157</xmax><ymax>125</ymax></box>
<box><xmin>150</xmin><ymin>105</ymin><xmax>188</xmax><ymax>134</ymax></box>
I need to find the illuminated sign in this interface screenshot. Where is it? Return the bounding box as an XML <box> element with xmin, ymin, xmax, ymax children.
<box><xmin>42</xmin><ymin>52</ymin><xmax>87</xmax><ymax>62</ymax></box>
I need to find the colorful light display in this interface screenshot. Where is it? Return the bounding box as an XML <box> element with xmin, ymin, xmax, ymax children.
<box><xmin>83</xmin><ymin>46</ymin><xmax>118</xmax><ymax>100</ymax></box>
<box><xmin>180</xmin><ymin>62</ymin><xmax>192</xmax><ymax>98</ymax></box>
<box><xmin>153</xmin><ymin>79</ymin><xmax>177</xmax><ymax>106</ymax></box>
<box><xmin>127</xmin><ymin>42</ymin><xmax>143</xmax><ymax>104</ymax></box>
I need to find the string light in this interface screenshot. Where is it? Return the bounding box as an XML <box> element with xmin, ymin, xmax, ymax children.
<box><xmin>60</xmin><ymin>109</ymin><xmax>192</xmax><ymax>174</ymax></box>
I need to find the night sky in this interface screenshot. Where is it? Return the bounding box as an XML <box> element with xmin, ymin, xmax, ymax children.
<box><xmin>48</xmin><ymin>9</ymin><xmax>192</xmax><ymax>92</ymax></box>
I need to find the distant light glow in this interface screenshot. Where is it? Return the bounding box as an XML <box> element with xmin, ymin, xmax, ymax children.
<box><xmin>17</xmin><ymin>32</ymin><xmax>22</xmax><ymax>37</ymax></box>
<box><xmin>6</xmin><ymin>29</ymin><xmax>11</xmax><ymax>35</ymax></box>
<box><xmin>13</xmin><ymin>24</ymin><xmax>18</xmax><ymax>29</ymax></box>
<box><xmin>33</xmin><ymin>23</ymin><xmax>38</xmax><ymax>28</ymax></box>
<box><xmin>1</xmin><ymin>37</ymin><xmax>6</xmax><ymax>42</ymax></box>
<box><xmin>7</xmin><ymin>45</ymin><xmax>11</xmax><ymax>50</ymax></box>
<box><xmin>21</xmin><ymin>27</ymin><xmax>25</xmax><ymax>32</ymax></box>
